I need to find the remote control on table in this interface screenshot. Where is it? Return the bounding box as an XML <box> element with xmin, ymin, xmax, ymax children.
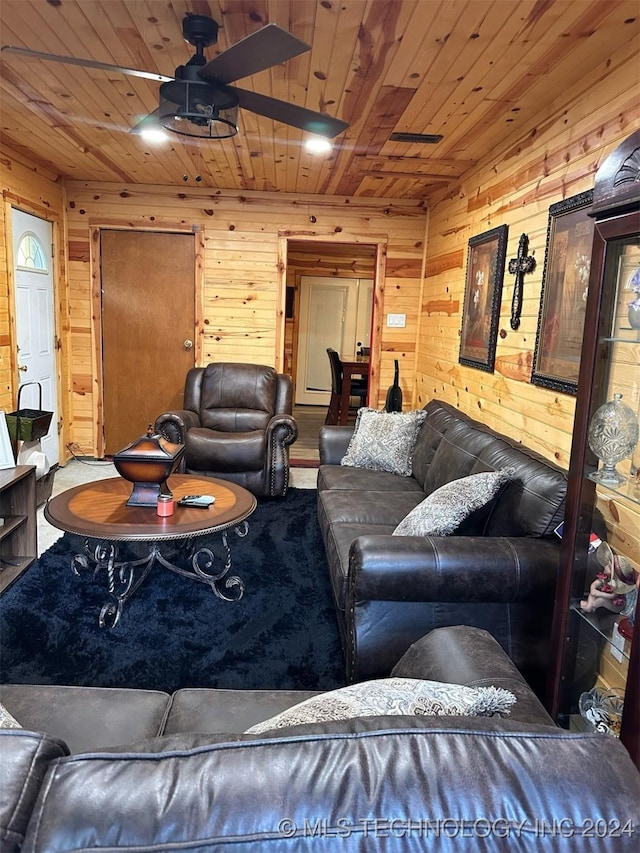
<box><xmin>177</xmin><ymin>495</ymin><xmax>215</xmax><ymax>507</ymax></box>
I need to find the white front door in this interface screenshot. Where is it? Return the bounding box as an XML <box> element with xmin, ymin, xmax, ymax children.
<box><xmin>11</xmin><ymin>209</ymin><xmax>59</xmax><ymax>466</ymax></box>
<box><xmin>295</xmin><ymin>276</ymin><xmax>373</xmax><ymax>406</ymax></box>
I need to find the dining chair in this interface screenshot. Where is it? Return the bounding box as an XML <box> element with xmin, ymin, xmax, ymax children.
<box><xmin>325</xmin><ymin>348</ymin><xmax>368</xmax><ymax>425</ymax></box>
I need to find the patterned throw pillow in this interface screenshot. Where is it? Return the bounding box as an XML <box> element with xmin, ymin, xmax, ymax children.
<box><xmin>0</xmin><ymin>701</ymin><xmax>22</xmax><ymax>729</ymax></box>
<box><xmin>393</xmin><ymin>468</ymin><xmax>516</xmax><ymax>536</ymax></box>
<box><xmin>245</xmin><ymin>678</ymin><xmax>516</xmax><ymax>734</ymax></box>
<box><xmin>341</xmin><ymin>408</ymin><xmax>428</xmax><ymax>477</ymax></box>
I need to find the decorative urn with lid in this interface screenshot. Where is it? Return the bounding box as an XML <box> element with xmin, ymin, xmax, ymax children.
<box><xmin>113</xmin><ymin>426</ymin><xmax>185</xmax><ymax>507</ymax></box>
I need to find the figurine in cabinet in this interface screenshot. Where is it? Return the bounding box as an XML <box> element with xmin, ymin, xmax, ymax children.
<box><xmin>580</xmin><ymin>542</ymin><xmax>638</xmax><ymax>614</ymax></box>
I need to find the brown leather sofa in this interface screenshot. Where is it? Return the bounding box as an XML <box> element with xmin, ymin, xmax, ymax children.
<box><xmin>318</xmin><ymin>399</ymin><xmax>568</xmax><ymax>695</ymax></box>
<box><xmin>2</xmin><ymin>627</ymin><xmax>639</xmax><ymax>852</ymax></box>
<box><xmin>155</xmin><ymin>362</ymin><xmax>298</xmax><ymax>497</ymax></box>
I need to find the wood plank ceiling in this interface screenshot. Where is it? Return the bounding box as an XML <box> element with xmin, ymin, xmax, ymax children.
<box><xmin>1</xmin><ymin>0</ymin><xmax>638</xmax><ymax>201</ymax></box>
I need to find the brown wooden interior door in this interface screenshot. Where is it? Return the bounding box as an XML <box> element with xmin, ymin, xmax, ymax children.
<box><xmin>101</xmin><ymin>230</ymin><xmax>195</xmax><ymax>455</ymax></box>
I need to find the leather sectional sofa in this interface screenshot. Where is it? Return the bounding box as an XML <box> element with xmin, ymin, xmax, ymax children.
<box><xmin>318</xmin><ymin>399</ymin><xmax>568</xmax><ymax>692</ymax></box>
<box><xmin>2</xmin><ymin>627</ymin><xmax>639</xmax><ymax>852</ymax></box>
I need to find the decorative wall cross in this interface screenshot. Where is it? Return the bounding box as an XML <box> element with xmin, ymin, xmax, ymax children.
<box><xmin>508</xmin><ymin>233</ymin><xmax>536</xmax><ymax>330</ymax></box>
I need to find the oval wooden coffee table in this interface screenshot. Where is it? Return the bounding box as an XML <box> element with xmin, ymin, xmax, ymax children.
<box><xmin>44</xmin><ymin>475</ymin><xmax>256</xmax><ymax>627</ymax></box>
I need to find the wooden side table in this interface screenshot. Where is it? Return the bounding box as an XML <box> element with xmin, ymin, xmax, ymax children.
<box><xmin>44</xmin><ymin>475</ymin><xmax>256</xmax><ymax>627</ymax></box>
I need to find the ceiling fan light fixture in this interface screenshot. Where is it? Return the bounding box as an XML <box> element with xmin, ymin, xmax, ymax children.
<box><xmin>159</xmin><ymin>77</ymin><xmax>239</xmax><ymax>139</ymax></box>
<box><xmin>140</xmin><ymin>127</ymin><xmax>169</xmax><ymax>143</ymax></box>
<box><xmin>305</xmin><ymin>137</ymin><xmax>332</xmax><ymax>154</ymax></box>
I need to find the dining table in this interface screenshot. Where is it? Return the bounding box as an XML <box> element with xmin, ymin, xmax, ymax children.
<box><xmin>339</xmin><ymin>354</ymin><xmax>369</xmax><ymax>425</ymax></box>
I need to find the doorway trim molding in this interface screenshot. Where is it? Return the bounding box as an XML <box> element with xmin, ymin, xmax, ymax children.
<box><xmin>89</xmin><ymin>223</ymin><xmax>204</xmax><ymax>458</ymax></box>
<box><xmin>277</xmin><ymin>232</ymin><xmax>387</xmax><ymax>408</ymax></box>
<box><xmin>3</xmin><ymin>192</ymin><xmax>65</xmax><ymax>462</ymax></box>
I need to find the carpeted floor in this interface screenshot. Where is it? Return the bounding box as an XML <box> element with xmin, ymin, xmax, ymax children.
<box><xmin>0</xmin><ymin>489</ymin><xmax>345</xmax><ymax>693</ymax></box>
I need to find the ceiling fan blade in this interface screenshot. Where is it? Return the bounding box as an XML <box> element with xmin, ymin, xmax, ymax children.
<box><xmin>198</xmin><ymin>24</ymin><xmax>309</xmax><ymax>84</ymax></box>
<box><xmin>0</xmin><ymin>45</ymin><xmax>173</xmax><ymax>82</ymax></box>
<box><xmin>233</xmin><ymin>87</ymin><xmax>348</xmax><ymax>138</ymax></box>
<box><xmin>130</xmin><ymin>108</ymin><xmax>162</xmax><ymax>135</ymax></box>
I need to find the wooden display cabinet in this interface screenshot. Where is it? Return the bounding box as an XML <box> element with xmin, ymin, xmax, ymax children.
<box><xmin>547</xmin><ymin>130</ymin><xmax>640</xmax><ymax>771</ymax></box>
<box><xmin>0</xmin><ymin>465</ymin><xmax>37</xmax><ymax>593</ymax></box>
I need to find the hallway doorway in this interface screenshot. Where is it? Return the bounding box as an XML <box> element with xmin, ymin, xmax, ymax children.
<box><xmin>295</xmin><ymin>276</ymin><xmax>373</xmax><ymax>405</ymax></box>
<box><xmin>284</xmin><ymin>240</ymin><xmax>378</xmax><ymax>408</ymax></box>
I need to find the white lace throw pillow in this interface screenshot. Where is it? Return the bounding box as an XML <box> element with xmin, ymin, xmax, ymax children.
<box><xmin>393</xmin><ymin>467</ymin><xmax>516</xmax><ymax>536</ymax></box>
<box><xmin>245</xmin><ymin>678</ymin><xmax>516</xmax><ymax>734</ymax></box>
<box><xmin>340</xmin><ymin>408</ymin><xmax>428</xmax><ymax>477</ymax></box>
<box><xmin>0</xmin><ymin>701</ymin><xmax>22</xmax><ymax>729</ymax></box>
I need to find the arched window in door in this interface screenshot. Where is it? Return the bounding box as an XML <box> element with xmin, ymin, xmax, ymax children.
<box><xmin>16</xmin><ymin>232</ymin><xmax>48</xmax><ymax>273</ymax></box>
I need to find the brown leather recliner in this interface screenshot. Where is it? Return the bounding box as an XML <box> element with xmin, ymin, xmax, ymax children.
<box><xmin>154</xmin><ymin>363</ymin><xmax>298</xmax><ymax>497</ymax></box>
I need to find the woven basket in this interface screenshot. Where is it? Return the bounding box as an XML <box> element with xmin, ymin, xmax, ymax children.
<box><xmin>6</xmin><ymin>382</ymin><xmax>53</xmax><ymax>442</ymax></box>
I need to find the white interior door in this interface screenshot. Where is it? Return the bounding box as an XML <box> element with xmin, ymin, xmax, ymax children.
<box><xmin>11</xmin><ymin>209</ymin><xmax>59</xmax><ymax>467</ymax></box>
<box><xmin>295</xmin><ymin>276</ymin><xmax>373</xmax><ymax>405</ymax></box>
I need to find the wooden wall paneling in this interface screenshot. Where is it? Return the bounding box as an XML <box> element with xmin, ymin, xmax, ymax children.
<box><xmin>89</xmin><ymin>227</ymin><xmax>103</xmax><ymax>458</ymax></box>
<box><xmin>370</xmin><ymin>238</ymin><xmax>388</xmax><ymax>409</ymax></box>
<box><xmin>49</xmin><ymin>216</ymin><xmax>66</xmax><ymax>449</ymax></box>
<box><xmin>409</xmin><ymin>210</ymin><xmax>430</xmax><ymax>409</ymax></box>
<box><xmin>0</xmin><ymin>198</ymin><xmax>14</xmax><ymax>411</ymax></box>
<box><xmin>194</xmin><ymin>230</ymin><xmax>205</xmax><ymax>366</ymax></box>
<box><xmin>2</xmin><ymin>176</ymin><xmax>414</xmax><ymax>455</ymax></box>
<box><xmin>418</xmin><ymin>53</ymin><xmax>640</xmax><ymax>474</ymax></box>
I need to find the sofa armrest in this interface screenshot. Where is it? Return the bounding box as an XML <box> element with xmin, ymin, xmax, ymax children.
<box><xmin>391</xmin><ymin>626</ymin><xmax>555</xmax><ymax>726</ymax></box>
<box><xmin>0</xmin><ymin>731</ymin><xmax>68</xmax><ymax>851</ymax></box>
<box><xmin>265</xmin><ymin>414</ymin><xmax>298</xmax><ymax>496</ymax></box>
<box><xmin>266</xmin><ymin>413</ymin><xmax>298</xmax><ymax>443</ymax></box>
<box><xmin>349</xmin><ymin>536</ymin><xmax>559</xmax><ymax>603</ymax></box>
<box><xmin>344</xmin><ymin>536</ymin><xmax>560</xmax><ymax>687</ymax></box>
<box><xmin>154</xmin><ymin>410</ymin><xmax>200</xmax><ymax>445</ymax></box>
<box><xmin>318</xmin><ymin>425</ymin><xmax>354</xmax><ymax>464</ymax></box>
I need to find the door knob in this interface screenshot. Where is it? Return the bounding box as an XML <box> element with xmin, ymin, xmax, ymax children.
<box><xmin>183</xmin><ymin>340</ymin><xmax>193</xmax><ymax>350</ymax></box>
<box><xmin>18</xmin><ymin>364</ymin><xmax>28</xmax><ymax>372</ymax></box>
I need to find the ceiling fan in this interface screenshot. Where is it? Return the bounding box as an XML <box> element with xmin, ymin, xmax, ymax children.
<box><xmin>1</xmin><ymin>14</ymin><xmax>349</xmax><ymax>140</ymax></box>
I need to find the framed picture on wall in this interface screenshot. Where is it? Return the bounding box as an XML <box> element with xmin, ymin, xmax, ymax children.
<box><xmin>459</xmin><ymin>225</ymin><xmax>508</xmax><ymax>372</ymax></box>
<box><xmin>531</xmin><ymin>190</ymin><xmax>595</xmax><ymax>394</ymax></box>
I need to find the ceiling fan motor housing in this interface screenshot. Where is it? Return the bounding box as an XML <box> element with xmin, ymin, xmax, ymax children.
<box><xmin>159</xmin><ymin>65</ymin><xmax>239</xmax><ymax>138</ymax></box>
<box><xmin>182</xmin><ymin>14</ymin><xmax>219</xmax><ymax>49</ymax></box>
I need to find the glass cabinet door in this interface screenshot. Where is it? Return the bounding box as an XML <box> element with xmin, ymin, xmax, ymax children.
<box><xmin>548</xmin><ymin>130</ymin><xmax>640</xmax><ymax>771</ymax></box>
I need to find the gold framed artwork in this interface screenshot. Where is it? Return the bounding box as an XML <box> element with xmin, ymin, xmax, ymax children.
<box><xmin>531</xmin><ymin>190</ymin><xmax>595</xmax><ymax>394</ymax></box>
<box><xmin>459</xmin><ymin>225</ymin><xmax>508</xmax><ymax>373</ymax></box>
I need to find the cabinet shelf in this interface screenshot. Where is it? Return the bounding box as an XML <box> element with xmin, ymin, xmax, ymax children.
<box><xmin>602</xmin><ymin>330</ymin><xmax>640</xmax><ymax>343</ymax></box>
<box><xmin>586</xmin><ymin>476</ymin><xmax>640</xmax><ymax>509</ymax></box>
<box><xmin>569</xmin><ymin>602</ymin><xmax>633</xmax><ymax>665</ymax></box>
<box><xmin>0</xmin><ymin>466</ymin><xmax>37</xmax><ymax>594</ymax></box>
<box><xmin>0</xmin><ymin>514</ymin><xmax>28</xmax><ymax>540</ymax></box>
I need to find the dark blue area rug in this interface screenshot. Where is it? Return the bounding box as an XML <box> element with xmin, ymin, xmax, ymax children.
<box><xmin>0</xmin><ymin>489</ymin><xmax>345</xmax><ymax>693</ymax></box>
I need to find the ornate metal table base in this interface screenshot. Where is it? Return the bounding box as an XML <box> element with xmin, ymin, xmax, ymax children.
<box><xmin>71</xmin><ymin>522</ymin><xmax>249</xmax><ymax>628</ymax></box>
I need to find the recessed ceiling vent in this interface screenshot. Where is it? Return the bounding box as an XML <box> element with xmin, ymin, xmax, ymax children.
<box><xmin>389</xmin><ymin>132</ymin><xmax>443</xmax><ymax>144</ymax></box>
